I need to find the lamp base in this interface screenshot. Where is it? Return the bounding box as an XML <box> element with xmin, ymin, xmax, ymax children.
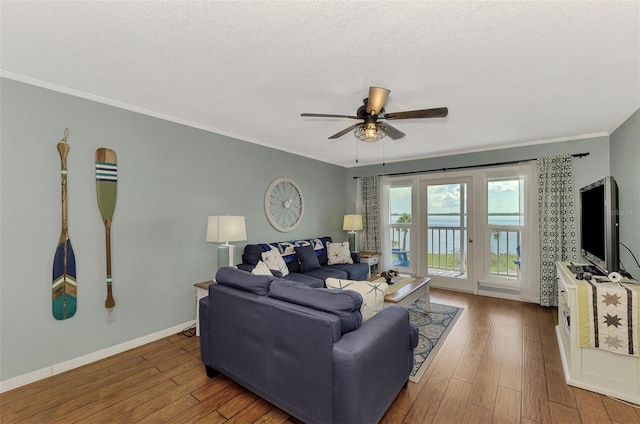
<box><xmin>347</xmin><ymin>231</ymin><xmax>357</xmax><ymax>252</ymax></box>
<box><xmin>217</xmin><ymin>244</ymin><xmax>236</xmax><ymax>268</ymax></box>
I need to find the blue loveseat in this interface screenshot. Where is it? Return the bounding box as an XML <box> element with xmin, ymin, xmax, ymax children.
<box><xmin>239</xmin><ymin>236</ymin><xmax>369</xmax><ymax>287</ymax></box>
<box><xmin>200</xmin><ymin>267</ymin><xmax>419</xmax><ymax>424</ymax></box>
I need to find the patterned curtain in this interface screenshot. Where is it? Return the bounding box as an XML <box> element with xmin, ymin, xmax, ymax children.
<box><xmin>537</xmin><ymin>155</ymin><xmax>577</xmax><ymax>306</ymax></box>
<box><xmin>361</xmin><ymin>175</ymin><xmax>380</xmax><ymax>253</ymax></box>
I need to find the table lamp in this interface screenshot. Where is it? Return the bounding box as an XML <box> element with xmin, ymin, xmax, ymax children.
<box><xmin>206</xmin><ymin>216</ymin><xmax>247</xmax><ymax>267</ymax></box>
<box><xmin>343</xmin><ymin>214</ymin><xmax>363</xmax><ymax>252</ymax></box>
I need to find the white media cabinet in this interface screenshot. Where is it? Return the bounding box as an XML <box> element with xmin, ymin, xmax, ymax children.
<box><xmin>555</xmin><ymin>262</ymin><xmax>640</xmax><ymax>404</ymax></box>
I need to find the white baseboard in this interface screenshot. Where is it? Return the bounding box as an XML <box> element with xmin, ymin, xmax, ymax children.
<box><xmin>0</xmin><ymin>320</ymin><xmax>196</xmax><ymax>393</ymax></box>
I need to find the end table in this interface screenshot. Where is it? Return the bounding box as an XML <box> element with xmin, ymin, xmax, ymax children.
<box><xmin>194</xmin><ymin>280</ymin><xmax>215</xmax><ymax>336</ymax></box>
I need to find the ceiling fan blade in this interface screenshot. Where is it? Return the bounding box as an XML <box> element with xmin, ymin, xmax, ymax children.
<box><xmin>301</xmin><ymin>113</ymin><xmax>359</xmax><ymax>119</ymax></box>
<box><xmin>367</xmin><ymin>87</ymin><xmax>390</xmax><ymax>115</ymax></box>
<box><xmin>378</xmin><ymin>122</ymin><xmax>405</xmax><ymax>140</ymax></box>
<box><xmin>328</xmin><ymin>123</ymin><xmax>361</xmax><ymax>139</ymax></box>
<box><xmin>383</xmin><ymin>107</ymin><xmax>449</xmax><ymax>120</ymax></box>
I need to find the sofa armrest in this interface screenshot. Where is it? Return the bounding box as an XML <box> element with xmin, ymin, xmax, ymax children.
<box><xmin>332</xmin><ymin>305</ymin><xmax>414</xmax><ymax>424</ymax></box>
<box><xmin>351</xmin><ymin>252</ymin><xmax>361</xmax><ymax>263</ymax></box>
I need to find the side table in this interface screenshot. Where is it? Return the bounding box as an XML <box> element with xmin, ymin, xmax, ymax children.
<box><xmin>194</xmin><ymin>280</ymin><xmax>215</xmax><ymax>336</ymax></box>
<box><xmin>359</xmin><ymin>252</ymin><xmax>380</xmax><ymax>278</ymax></box>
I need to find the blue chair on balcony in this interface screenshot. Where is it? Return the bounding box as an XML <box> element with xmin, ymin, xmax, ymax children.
<box><xmin>514</xmin><ymin>246</ymin><xmax>521</xmax><ymax>270</ymax></box>
<box><xmin>392</xmin><ymin>249</ymin><xmax>410</xmax><ymax>267</ymax></box>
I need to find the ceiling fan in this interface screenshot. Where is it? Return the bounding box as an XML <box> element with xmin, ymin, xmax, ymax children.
<box><xmin>301</xmin><ymin>87</ymin><xmax>448</xmax><ymax>142</ymax></box>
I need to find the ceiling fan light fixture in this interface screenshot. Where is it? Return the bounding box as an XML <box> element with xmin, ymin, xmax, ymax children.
<box><xmin>354</xmin><ymin>122</ymin><xmax>386</xmax><ymax>142</ymax></box>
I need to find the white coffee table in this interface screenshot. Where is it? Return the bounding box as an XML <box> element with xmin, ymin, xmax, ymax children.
<box><xmin>378</xmin><ymin>276</ymin><xmax>432</xmax><ymax>311</ymax></box>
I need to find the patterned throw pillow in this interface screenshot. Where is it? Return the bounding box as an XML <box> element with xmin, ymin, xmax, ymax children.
<box><xmin>261</xmin><ymin>248</ymin><xmax>289</xmax><ymax>277</ymax></box>
<box><xmin>326</xmin><ymin>278</ymin><xmax>389</xmax><ymax>321</ymax></box>
<box><xmin>327</xmin><ymin>242</ymin><xmax>353</xmax><ymax>265</ymax></box>
<box><xmin>251</xmin><ymin>260</ymin><xmax>273</xmax><ymax>276</ymax></box>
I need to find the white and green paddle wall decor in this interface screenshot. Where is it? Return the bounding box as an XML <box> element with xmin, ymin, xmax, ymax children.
<box><xmin>95</xmin><ymin>148</ymin><xmax>118</xmax><ymax>321</ymax></box>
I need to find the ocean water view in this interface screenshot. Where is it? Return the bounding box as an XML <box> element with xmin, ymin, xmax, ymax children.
<box><xmin>390</xmin><ymin>214</ymin><xmax>522</xmax><ymax>255</ymax></box>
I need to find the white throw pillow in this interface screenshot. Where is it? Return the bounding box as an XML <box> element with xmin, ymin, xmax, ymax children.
<box><xmin>251</xmin><ymin>260</ymin><xmax>273</xmax><ymax>276</ymax></box>
<box><xmin>261</xmin><ymin>248</ymin><xmax>289</xmax><ymax>277</ymax></box>
<box><xmin>326</xmin><ymin>278</ymin><xmax>388</xmax><ymax>321</ymax></box>
<box><xmin>327</xmin><ymin>242</ymin><xmax>353</xmax><ymax>265</ymax></box>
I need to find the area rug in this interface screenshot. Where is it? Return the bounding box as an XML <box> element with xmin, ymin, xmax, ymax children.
<box><xmin>407</xmin><ymin>297</ymin><xmax>463</xmax><ymax>383</ymax></box>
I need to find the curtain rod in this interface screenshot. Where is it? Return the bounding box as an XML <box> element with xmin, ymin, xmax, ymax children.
<box><xmin>352</xmin><ymin>152</ymin><xmax>590</xmax><ymax>179</ymax></box>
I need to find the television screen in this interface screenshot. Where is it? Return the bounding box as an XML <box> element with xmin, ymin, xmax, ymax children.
<box><xmin>579</xmin><ymin>176</ymin><xmax>618</xmax><ymax>274</ymax></box>
<box><xmin>581</xmin><ymin>184</ymin><xmax>605</xmax><ymax>260</ymax></box>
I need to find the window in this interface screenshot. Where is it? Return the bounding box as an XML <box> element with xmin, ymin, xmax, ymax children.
<box><xmin>388</xmin><ymin>185</ymin><xmax>412</xmax><ymax>270</ymax></box>
<box><xmin>486</xmin><ymin>176</ymin><xmax>524</xmax><ymax>280</ymax></box>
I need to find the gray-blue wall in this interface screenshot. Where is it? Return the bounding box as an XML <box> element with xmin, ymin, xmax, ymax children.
<box><xmin>2</xmin><ymin>76</ymin><xmax>637</xmax><ymax>385</ymax></box>
<box><xmin>346</xmin><ymin>117</ymin><xmax>639</xmax><ymax>280</ymax></box>
<box><xmin>611</xmin><ymin>109</ymin><xmax>640</xmax><ymax>280</ymax></box>
<box><xmin>0</xmin><ymin>78</ymin><xmax>348</xmax><ymax>381</ymax></box>
<box><xmin>345</xmin><ymin>136</ymin><xmax>611</xmax><ymax>188</ymax></box>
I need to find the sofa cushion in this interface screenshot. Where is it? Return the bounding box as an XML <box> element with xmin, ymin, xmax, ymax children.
<box><xmin>325</xmin><ymin>278</ymin><xmax>389</xmax><ymax>322</ymax></box>
<box><xmin>295</xmin><ymin>245</ymin><xmax>321</xmax><ymax>272</ymax></box>
<box><xmin>327</xmin><ymin>241</ymin><xmax>353</xmax><ymax>265</ymax></box>
<box><xmin>261</xmin><ymin>248</ymin><xmax>289</xmax><ymax>277</ymax></box>
<box><xmin>283</xmin><ymin>272</ymin><xmax>324</xmax><ymax>288</ymax></box>
<box><xmin>268</xmin><ymin>279</ymin><xmax>362</xmax><ymax>334</ymax></box>
<box><xmin>216</xmin><ymin>267</ymin><xmax>275</xmax><ymax>296</ymax></box>
<box><xmin>305</xmin><ymin>267</ymin><xmax>348</xmax><ymax>281</ymax></box>
<box><xmin>326</xmin><ymin>262</ymin><xmax>369</xmax><ymax>281</ymax></box>
<box><xmin>251</xmin><ymin>260</ymin><xmax>273</xmax><ymax>276</ymax></box>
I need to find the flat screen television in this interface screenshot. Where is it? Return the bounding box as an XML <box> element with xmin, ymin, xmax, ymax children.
<box><xmin>579</xmin><ymin>176</ymin><xmax>619</xmax><ymax>275</ymax></box>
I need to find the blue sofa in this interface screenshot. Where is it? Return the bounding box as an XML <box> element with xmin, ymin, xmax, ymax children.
<box><xmin>200</xmin><ymin>267</ymin><xmax>419</xmax><ymax>424</ymax></box>
<box><xmin>239</xmin><ymin>236</ymin><xmax>369</xmax><ymax>287</ymax></box>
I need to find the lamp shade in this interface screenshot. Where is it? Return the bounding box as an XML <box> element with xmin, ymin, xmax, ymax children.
<box><xmin>343</xmin><ymin>214</ymin><xmax>363</xmax><ymax>231</ymax></box>
<box><xmin>206</xmin><ymin>216</ymin><xmax>247</xmax><ymax>243</ymax></box>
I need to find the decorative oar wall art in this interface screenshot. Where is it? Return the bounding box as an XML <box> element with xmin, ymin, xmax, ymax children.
<box><xmin>95</xmin><ymin>148</ymin><xmax>118</xmax><ymax>320</ymax></box>
<box><xmin>52</xmin><ymin>128</ymin><xmax>77</xmax><ymax>320</ymax></box>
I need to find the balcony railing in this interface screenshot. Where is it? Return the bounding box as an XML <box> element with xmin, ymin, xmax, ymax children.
<box><xmin>391</xmin><ymin>226</ymin><xmax>521</xmax><ymax>279</ymax></box>
<box><xmin>489</xmin><ymin>226</ymin><xmax>521</xmax><ymax>278</ymax></box>
<box><xmin>426</xmin><ymin>226</ymin><xmax>466</xmax><ymax>275</ymax></box>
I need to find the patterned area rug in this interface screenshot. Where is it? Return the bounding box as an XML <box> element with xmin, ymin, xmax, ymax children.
<box><xmin>407</xmin><ymin>296</ymin><xmax>463</xmax><ymax>383</ymax></box>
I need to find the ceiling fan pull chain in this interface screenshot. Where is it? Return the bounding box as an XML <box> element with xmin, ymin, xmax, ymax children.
<box><xmin>355</xmin><ymin>139</ymin><xmax>359</xmax><ymax>163</ymax></box>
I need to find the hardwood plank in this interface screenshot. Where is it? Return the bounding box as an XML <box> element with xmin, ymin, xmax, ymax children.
<box><xmin>549</xmin><ymin>401</ymin><xmax>581</xmax><ymax>424</ymax></box>
<box><xmin>468</xmin><ymin>332</ymin><xmax>503</xmax><ymax>409</ymax></box>
<box><xmin>523</xmin><ymin>303</ymin><xmax>542</xmax><ymax>342</ymax></box>
<box><xmin>253</xmin><ymin>406</ymin><xmax>291</xmax><ymax>424</ymax></box>
<box><xmin>431</xmin><ymin>377</ymin><xmax>473</xmax><ymax>423</ymax></box>
<box><xmin>492</xmin><ymin>385</ymin><xmax>521</xmax><ymax>424</ymax></box>
<box><xmin>522</xmin><ymin>335</ymin><xmax>551</xmax><ymax>423</ymax></box>
<box><xmin>573</xmin><ymin>387</ymin><xmax>612</xmax><ymax>424</ymax></box>
<box><xmin>452</xmin><ymin>327</ymin><xmax>490</xmax><ymax>383</ymax></box>
<box><xmin>216</xmin><ymin>389</ymin><xmax>259</xmax><ymax>419</ymax></box>
<box><xmin>544</xmin><ymin>360</ymin><xmax>576</xmax><ymax>408</ymax></box>
<box><xmin>135</xmin><ymin>394</ymin><xmax>199</xmax><ymax>423</ymax></box>
<box><xmin>74</xmin><ymin>380</ymin><xmax>179</xmax><ymax>423</ymax></box>
<box><xmin>224</xmin><ymin>398</ymin><xmax>274</xmax><ymax>423</ymax></box>
<box><xmin>170</xmin><ymin>384</ymin><xmax>245</xmax><ymax>423</ymax></box>
<box><xmin>498</xmin><ymin>301</ymin><xmax>524</xmax><ymax>391</ymax></box>
<box><xmin>0</xmin><ymin>355</ymin><xmax>150</xmax><ymax>420</ymax></box>
<box><xmin>601</xmin><ymin>396</ymin><xmax>640</xmax><ymax>423</ymax></box>
<box><xmin>464</xmin><ymin>403</ymin><xmax>493</xmax><ymax>423</ymax></box>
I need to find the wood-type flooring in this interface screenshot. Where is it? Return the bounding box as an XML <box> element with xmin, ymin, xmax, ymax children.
<box><xmin>2</xmin><ymin>288</ymin><xmax>639</xmax><ymax>423</ymax></box>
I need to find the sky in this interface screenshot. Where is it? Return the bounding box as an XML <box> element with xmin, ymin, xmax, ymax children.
<box><xmin>390</xmin><ymin>180</ymin><xmax>521</xmax><ymax>217</ymax></box>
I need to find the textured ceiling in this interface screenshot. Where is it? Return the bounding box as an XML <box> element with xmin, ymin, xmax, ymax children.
<box><xmin>1</xmin><ymin>1</ymin><xmax>639</xmax><ymax>167</ymax></box>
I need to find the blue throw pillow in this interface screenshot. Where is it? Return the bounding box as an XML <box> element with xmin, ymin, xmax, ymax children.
<box><xmin>295</xmin><ymin>245</ymin><xmax>321</xmax><ymax>273</ymax></box>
